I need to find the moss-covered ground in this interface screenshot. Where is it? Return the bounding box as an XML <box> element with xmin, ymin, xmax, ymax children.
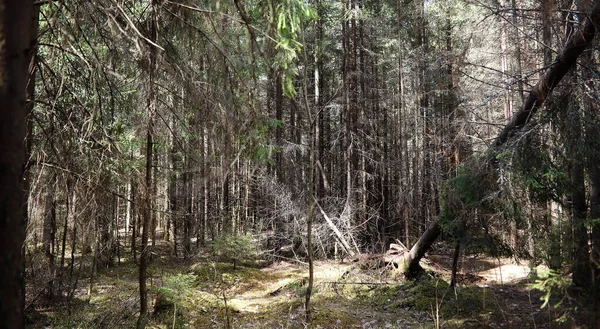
<box><xmin>26</xmin><ymin>242</ymin><xmax>596</xmax><ymax>328</ymax></box>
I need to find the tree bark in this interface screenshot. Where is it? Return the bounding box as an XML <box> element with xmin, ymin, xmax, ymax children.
<box><xmin>42</xmin><ymin>180</ymin><xmax>57</xmax><ymax>299</ymax></box>
<box><xmin>183</xmin><ymin>162</ymin><xmax>191</xmax><ymax>259</ymax></box>
<box><xmin>137</xmin><ymin>2</ymin><xmax>158</xmax><ymax>327</ymax></box>
<box><xmin>404</xmin><ymin>0</ymin><xmax>600</xmax><ymax>276</ymax></box>
<box><xmin>450</xmin><ymin>242</ymin><xmax>460</xmax><ymax>287</ymax></box>
<box><xmin>403</xmin><ymin>220</ymin><xmax>440</xmax><ymax>276</ymax></box>
<box><xmin>0</xmin><ymin>1</ymin><xmax>35</xmax><ymax>328</ymax></box>
<box><xmin>137</xmin><ymin>128</ymin><xmax>153</xmax><ymax>329</ymax></box>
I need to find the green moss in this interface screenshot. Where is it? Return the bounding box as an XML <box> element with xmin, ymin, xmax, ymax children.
<box><xmin>356</xmin><ymin>275</ymin><xmax>502</xmax><ymax>328</ymax></box>
<box><xmin>310</xmin><ymin>303</ymin><xmax>361</xmax><ymax>328</ymax></box>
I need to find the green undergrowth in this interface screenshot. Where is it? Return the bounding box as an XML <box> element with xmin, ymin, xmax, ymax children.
<box><xmin>31</xmin><ymin>255</ymin><xmax>579</xmax><ymax>329</ymax></box>
<box><xmin>190</xmin><ymin>261</ymin><xmax>272</xmax><ymax>290</ymax></box>
<box><xmin>354</xmin><ymin>274</ymin><xmax>506</xmax><ymax>328</ymax></box>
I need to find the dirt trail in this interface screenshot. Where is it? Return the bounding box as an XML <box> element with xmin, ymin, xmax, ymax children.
<box><xmin>228</xmin><ymin>261</ymin><xmax>353</xmax><ymax>314</ymax></box>
<box><xmin>427</xmin><ymin>254</ymin><xmax>534</xmax><ymax>285</ymax></box>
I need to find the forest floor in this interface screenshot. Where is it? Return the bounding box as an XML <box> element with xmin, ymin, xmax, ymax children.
<box><xmin>26</xmin><ymin>241</ymin><xmax>596</xmax><ymax>328</ymax></box>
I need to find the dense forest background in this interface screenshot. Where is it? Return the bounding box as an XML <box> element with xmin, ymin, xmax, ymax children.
<box><xmin>2</xmin><ymin>0</ymin><xmax>600</xmax><ymax>328</ymax></box>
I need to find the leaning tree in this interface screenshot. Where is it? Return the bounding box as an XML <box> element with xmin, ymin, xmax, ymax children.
<box><xmin>403</xmin><ymin>0</ymin><xmax>600</xmax><ymax>284</ymax></box>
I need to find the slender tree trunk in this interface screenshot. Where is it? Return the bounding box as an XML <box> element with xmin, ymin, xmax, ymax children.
<box><xmin>168</xmin><ymin>116</ymin><xmax>178</xmax><ymax>253</ymax></box>
<box><xmin>126</xmin><ymin>180</ymin><xmax>132</xmax><ymax>236</ymax></box>
<box><xmin>59</xmin><ymin>179</ymin><xmax>73</xmax><ymax>294</ymax></box>
<box><xmin>305</xmin><ymin>140</ymin><xmax>315</xmax><ymax>321</ymax></box>
<box><xmin>304</xmin><ymin>35</ymin><xmax>316</xmax><ymax>322</ymax></box>
<box><xmin>42</xmin><ymin>179</ymin><xmax>57</xmax><ymax>299</ymax></box>
<box><xmin>588</xmin><ymin>116</ymin><xmax>600</xmax><ymax>325</ymax></box>
<box><xmin>450</xmin><ymin>242</ymin><xmax>460</xmax><ymax>287</ymax></box>
<box><xmin>137</xmin><ymin>111</ymin><xmax>153</xmax><ymax>329</ymax></box>
<box><xmin>201</xmin><ymin>127</ymin><xmax>208</xmax><ymax>246</ymax></box>
<box><xmin>500</xmin><ymin>0</ymin><xmax>512</xmax><ymax>122</ymax></box>
<box><xmin>151</xmin><ymin>150</ymin><xmax>159</xmax><ymax>247</ymax></box>
<box><xmin>542</xmin><ymin>0</ymin><xmax>554</xmax><ymax>71</ymax></box>
<box><xmin>97</xmin><ymin>184</ymin><xmax>115</xmax><ymax>269</ymax></box>
<box><xmin>137</xmin><ymin>2</ymin><xmax>157</xmax><ymax>327</ymax></box>
<box><xmin>131</xmin><ymin>185</ymin><xmax>138</xmax><ymax>263</ymax></box>
<box><xmin>275</xmin><ymin>72</ymin><xmax>283</xmax><ymax>180</ymax></box>
<box><xmin>415</xmin><ymin>0</ymin><xmax>432</xmax><ymax>231</ymax></box>
<box><xmin>115</xmin><ymin>195</ymin><xmax>121</xmax><ymax>265</ymax></box>
<box><xmin>567</xmin><ymin>54</ymin><xmax>588</xmax><ymax>285</ymax></box>
<box><xmin>590</xmin><ymin>176</ymin><xmax>600</xmax><ymax>328</ymax></box>
<box><xmin>67</xmin><ymin>204</ymin><xmax>78</xmax><ymax>299</ymax></box>
<box><xmin>183</xmin><ymin>163</ymin><xmax>191</xmax><ymax>259</ymax></box>
<box><xmin>571</xmin><ymin>143</ymin><xmax>589</xmax><ymax>285</ymax></box>
<box><xmin>511</xmin><ymin>0</ymin><xmax>525</xmax><ymax>102</ymax></box>
<box><xmin>543</xmin><ymin>0</ymin><xmax>563</xmax><ymax>271</ymax></box>
<box><xmin>221</xmin><ymin>171</ymin><xmax>230</xmax><ymax>234</ymax></box>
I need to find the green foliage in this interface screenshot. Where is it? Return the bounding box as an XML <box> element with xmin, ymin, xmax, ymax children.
<box><xmin>283</xmin><ymin>279</ymin><xmax>314</xmax><ymax>297</ymax></box>
<box><xmin>240</xmin><ymin>118</ymin><xmax>282</xmax><ymax>164</ymax></box>
<box><xmin>209</xmin><ymin>234</ymin><xmax>258</xmax><ymax>269</ymax></box>
<box><xmin>448</xmin><ymin>165</ymin><xmax>489</xmax><ymax>207</ymax></box>
<box><xmin>584</xmin><ymin>216</ymin><xmax>600</xmax><ymax>228</ymax></box>
<box><xmin>529</xmin><ymin>269</ymin><xmax>572</xmax><ymax>309</ymax></box>
<box><xmin>502</xmin><ymin>129</ymin><xmax>570</xmax><ymax>204</ymax></box>
<box><xmin>160</xmin><ymin>273</ymin><xmax>198</xmax><ymax>302</ymax></box>
<box><xmin>438</xmin><ymin>159</ymin><xmax>513</xmax><ymax>257</ymax></box>
<box><xmin>439</xmin><ymin>162</ymin><xmax>489</xmax><ymax>238</ymax></box>
<box><xmin>151</xmin><ymin>273</ymin><xmax>198</xmax><ymax>313</ymax></box>
<box><xmin>273</xmin><ymin>0</ymin><xmax>317</xmax><ymax>97</ymax></box>
<box><xmin>366</xmin><ymin>277</ymin><xmax>489</xmax><ymax>320</ymax></box>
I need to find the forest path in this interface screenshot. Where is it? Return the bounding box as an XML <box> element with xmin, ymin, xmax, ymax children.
<box><xmin>226</xmin><ymin>260</ymin><xmax>353</xmax><ymax>313</ymax></box>
<box><xmin>426</xmin><ymin>254</ymin><xmax>533</xmax><ymax>285</ymax></box>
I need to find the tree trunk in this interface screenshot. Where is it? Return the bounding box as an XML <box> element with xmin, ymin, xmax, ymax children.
<box><xmin>137</xmin><ymin>120</ymin><xmax>153</xmax><ymax>327</ymax></box>
<box><xmin>168</xmin><ymin>119</ymin><xmax>178</xmax><ymax>254</ymax></box>
<box><xmin>59</xmin><ymin>180</ymin><xmax>73</xmax><ymax>294</ymax></box>
<box><xmin>591</xmin><ymin>184</ymin><xmax>600</xmax><ymax>329</ymax></box>
<box><xmin>511</xmin><ymin>0</ymin><xmax>525</xmax><ymax>102</ymax></box>
<box><xmin>131</xmin><ymin>189</ymin><xmax>138</xmax><ymax>263</ymax></box>
<box><xmin>42</xmin><ymin>180</ymin><xmax>57</xmax><ymax>299</ymax></box>
<box><xmin>151</xmin><ymin>149</ymin><xmax>159</xmax><ymax>247</ymax></box>
<box><xmin>450</xmin><ymin>242</ymin><xmax>460</xmax><ymax>288</ymax></box>
<box><xmin>0</xmin><ymin>1</ymin><xmax>35</xmax><ymax>328</ymax></box>
<box><xmin>183</xmin><ymin>163</ymin><xmax>191</xmax><ymax>259</ymax></box>
<box><xmin>137</xmin><ymin>2</ymin><xmax>157</xmax><ymax>327</ymax></box>
<box><xmin>305</xmin><ymin>113</ymin><xmax>315</xmax><ymax>322</ymax></box>
<box><xmin>403</xmin><ymin>220</ymin><xmax>440</xmax><ymax>277</ymax></box>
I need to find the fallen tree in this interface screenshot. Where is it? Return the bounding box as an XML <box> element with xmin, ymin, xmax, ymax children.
<box><xmin>402</xmin><ymin>0</ymin><xmax>600</xmax><ymax>277</ymax></box>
